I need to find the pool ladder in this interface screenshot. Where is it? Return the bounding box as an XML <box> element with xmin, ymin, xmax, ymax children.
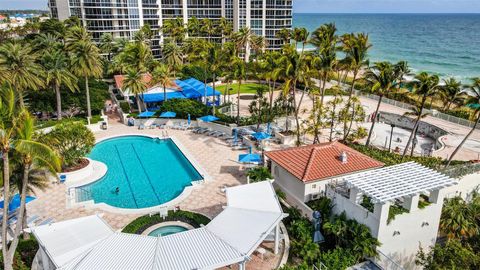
<box><xmin>161</xmin><ymin>130</ymin><xmax>169</xmax><ymax>139</ymax></box>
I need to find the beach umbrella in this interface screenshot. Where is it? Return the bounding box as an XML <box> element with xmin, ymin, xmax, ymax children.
<box><xmin>198</xmin><ymin>115</ymin><xmax>219</xmax><ymax>122</ymax></box>
<box><xmin>138</xmin><ymin>111</ymin><xmax>156</xmax><ymax>118</ymax></box>
<box><xmin>238</xmin><ymin>153</ymin><xmax>262</xmax><ymax>163</ymax></box>
<box><xmin>188</xmin><ymin>114</ymin><xmax>191</xmax><ymax>125</ymax></box>
<box><xmin>0</xmin><ymin>194</ymin><xmax>36</xmax><ymax>213</ymax></box>
<box><xmin>160</xmin><ymin>111</ymin><xmax>176</xmax><ymax>118</ymax></box>
<box><xmin>252</xmin><ymin>132</ymin><xmax>271</xmax><ymax>141</ymax></box>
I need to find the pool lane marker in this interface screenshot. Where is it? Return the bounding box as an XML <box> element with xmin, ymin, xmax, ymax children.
<box><xmin>114</xmin><ymin>145</ymin><xmax>139</xmax><ymax>208</ymax></box>
<box><xmin>131</xmin><ymin>144</ymin><xmax>162</xmax><ymax>204</ymax></box>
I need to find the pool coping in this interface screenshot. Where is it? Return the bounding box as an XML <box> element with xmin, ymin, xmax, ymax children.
<box><xmin>141</xmin><ymin>221</ymin><xmax>194</xmax><ymax>236</ymax></box>
<box><xmin>67</xmin><ymin>133</ymin><xmax>211</xmax><ymax>215</ymax></box>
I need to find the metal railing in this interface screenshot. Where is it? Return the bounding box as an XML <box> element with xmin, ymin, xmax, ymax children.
<box><xmin>75</xmin><ymin>187</ymin><xmax>93</xmax><ymax>203</ymax></box>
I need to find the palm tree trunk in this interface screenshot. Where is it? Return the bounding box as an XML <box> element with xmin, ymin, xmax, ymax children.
<box><xmin>8</xmin><ymin>164</ymin><xmax>30</xmax><ymax>263</ymax></box>
<box><xmin>85</xmin><ymin>76</ymin><xmax>92</xmax><ymax>121</ymax></box>
<box><xmin>237</xmin><ymin>80</ymin><xmax>241</xmax><ymax>125</ymax></box>
<box><xmin>402</xmin><ymin>97</ymin><xmax>427</xmax><ymax>159</ymax></box>
<box><xmin>293</xmin><ymin>83</ymin><xmax>307</xmax><ymax>146</ymax></box>
<box><xmin>344</xmin><ymin>104</ymin><xmax>356</xmax><ymax>141</ymax></box>
<box><xmin>136</xmin><ymin>94</ymin><xmax>142</xmax><ymax>112</ymax></box>
<box><xmin>163</xmin><ymin>85</ymin><xmax>167</xmax><ymax>102</ymax></box>
<box><xmin>18</xmin><ymin>89</ymin><xmax>25</xmax><ymax>108</ymax></box>
<box><xmin>55</xmin><ymin>84</ymin><xmax>62</xmax><ymax>120</ymax></box>
<box><xmin>2</xmin><ymin>151</ymin><xmax>13</xmax><ymax>270</ymax></box>
<box><xmin>446</xmin><ymin>113</ymin><xmax>480</xmax><ymax>167</ymax></box>
<box><xmin>212</xmin><ymin>75</ymin><xmax>216</xmax><ymax>116</ymax></box>
<box><xmin>22</xmin><ymin>208</ymin><xmax>29</xmax><ymax>240</ymax></box>
<box><xmin>329</xmin><ymin>104</ymin><xmax>336</xmax><ymax>142</ymax></box>
<box><xmin>366</xmin><ymin>96</ymin><xmax>383</xmax><ymax>146</ymax></box>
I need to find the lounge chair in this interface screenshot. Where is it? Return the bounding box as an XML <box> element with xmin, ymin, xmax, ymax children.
<box><xmin>138</xmin><ymin>124</ymin><xmax>145</xmax><ymax>130</ymax></box>
<box><xmin>198</xmin><ymin>128</ymin><xmax>211</xmax><ymax>134</ymax></box>
<box><xmin>232</xmin><ymin>144</ymin><xmax>248</xmax><ymax>151</ymax></box>
<box><xmin>214</xmin><ymin>132</ymin><xmax>226</xmax><ymax>138</ymax></box>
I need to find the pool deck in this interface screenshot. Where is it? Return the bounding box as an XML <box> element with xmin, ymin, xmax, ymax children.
<box><xmin>28</xmin><ymin>122</ymin><xmax>248</xmax><ymax>230</ymax></box>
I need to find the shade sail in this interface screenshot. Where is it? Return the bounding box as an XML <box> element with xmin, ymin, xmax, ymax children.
<box><xmin>0</xmin><ymin>194</ymin><xmax>36</xmax><ymax>213</ymax></box>
<box><xmin>160</xmin><ymin>111</ymin><xmax>176</xmax><ymax>118</ymax></box>
<box><xmin>252</xmin><ymin>132</ymin><xmax>271</xmax><ymax>140</ymax></box>
<box><xmin>198</xmin><ymin>115</ymin><xmax>219</xmax><ymax>122</ymax></box>
<box><xmin>137</xmin><ymin>111</ymin><xmax>156</xmax><ymax>118</ymax></box>
<box><xmin>142</xmin><ymin>92</ymin><xmax>187</xmax><ymax>103</ymax></box>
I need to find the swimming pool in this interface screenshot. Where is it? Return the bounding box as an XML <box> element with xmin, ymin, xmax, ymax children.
<box><xmin>75</xmin><ymin>136</ymin><xmax>203</xmax><ymax>209</ymax></box>
<box><xmin>148</xmin><ymin>225</ymin><xmax>188</xmax><ymax>237</ymax></box>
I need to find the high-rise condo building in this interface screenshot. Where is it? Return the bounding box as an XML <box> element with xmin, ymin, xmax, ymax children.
<box><xmin>48</xmin><ymin>0</ymin><xmax>293</xmax><ymax>57</ymax></box>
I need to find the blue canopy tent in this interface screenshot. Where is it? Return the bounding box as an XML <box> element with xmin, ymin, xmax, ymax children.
<box><xmin>252</xmin><ymin>132</ymin><xmax>271</xmax><ymax>141</ymax></box>
<box><xmin>198</xmin><ymin>115</ymin><xmax>219</xmax><ymax>122</ymax></box>
<box><xmin>175</xmin><ymin>80</ymin><xmax>203</xmax><ymax>99</ymax></box>
<box><xmin>160</xmin><ymin>111</ymin><xmax>176</xmax><ymax>118</ymax></box>
<box><xmin>0</xmin><ymin>194</ymin><xmax>36</xmax><ymax>213</ymax></box>
<box><xmin>142</xmin><ymin>91</ymin><xmax>188</xmax><ymax>103</ymax></box>
<box><xmin>183</xmin><ymin>78</ymin><xmax>221</xmax><ymax>106</ymax></box>
<box><xmin>138</xmin><ymin>111</ymin><xmax>156</xmax><ymax>118</ymax></box>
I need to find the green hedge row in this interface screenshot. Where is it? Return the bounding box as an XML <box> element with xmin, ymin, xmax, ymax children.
<box><xmin>122</xmin><ymin>210</ymin><xmax>211</xmax><ymax>234</ymax></box>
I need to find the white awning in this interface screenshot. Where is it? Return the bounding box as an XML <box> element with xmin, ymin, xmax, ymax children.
<box><xmin>35</xmin><ymin>181</ymin><xmax>285</xmax><ymax>270</ymax></box>
<box><xmin>31</xmin><ymin>215</ymin><xmax>114</xmax><ymax>268</ymax></box>
<box><xmin>344</xmin><ymin>162</ymin><xmax>457</xmax><ymax>203</ymax></box>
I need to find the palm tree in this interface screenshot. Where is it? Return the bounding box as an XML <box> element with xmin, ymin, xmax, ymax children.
<box><xmin>446</xmin><ymin>78</ymin><xmax>480</xmax><ymax>166</ymax></box>
<box><xmin>232</xmin><ymin>57</ymin><xmax>246</xmax><ymax>124</ymax></box>
<box><xmin>200</xmin><ymin>18</ymin><xmax>215</xmax><ymax>42</ymax></box>
<box><xmin>342</xmin><ymin>33</ymin><xmax>371</xmax><ymax>106</ymax></box>
<box><xmin>7</xmin><ymin>112</ymin><xmax>60</xmax><ymax>260</ymax></box>
<box><xmin>233</xmin><ymin>27</ymin><xmax>253</xmax><ymax>62</ymax></box>
<box><xmin>401</xmin><ymin>72</ymin><xmax>440</xmax><ymax>159</ymax></box>
<box><xmin>218</xmin><ymin>17</ymin><xmax>233</xmax><ymax>45</ymax></box>
<box><xmin>0</xmin><ymin>88</ymin><xmax>20</xmax><ymax>270</ymax></box>
<box><xmin>0</xmin><ymin>41</ymin><xmax>45</xmax><ymax>107</ymax></box>
<box><xmin>187</xmin><ymin>17</ymin><xmax>200</xmax><ymax>37</ymax></box>
<box><xmin>122</xmin><ymin>69</ymin><xmax>148</xmax><ymax>112</ymax></box>
<box><xmin>162</xmin><ymin>17</ymin><xmax>186</xmax><ymax>44</ymax></box>
<box><xmin>207</xmin><ymin>44</ymin><xmax>223</xmax><ymax>113</ymax></box>
<box><xmin>440</xmin><ymin>77</ymin><xmax>464</xmax><ymax>111</ymax></box>
<box><xmin>250</xmin><ymin>35</ymin><xmax>266</xmax><ymax>61</ymax></box>
<box><xmin>65</xmin><ymin>26</ymin><xmax>103</xmax><ymax>122</ymax></box>
<box><xmin>151</xmin><ymin>64</ymin><xmax>172</xmax><ymax>102</ymax></box>
<box><xmin>403</xmin><ymin>106</ymin><xmax>430</xmax><ymax>156</ymax></box>
<box><xmin>364</xmin><ymin>62</ymin><xmax>400</xmax><ymax>146</ymax></box>
<box><xmin>276</xmin><ymin>28</ymin><xmax>291</xmax><ymax>45</ymax></box>
<box><xmin>395</xmin><ymin>60</ymin><xmax>411</xmax><ymax>89</ymax></box>
<box><xmin>99</xmin><ymin>33</ymin><xmax>114</xmax><ymax>61</ymax></box>
<box><xmin>162</xmin><ymin>41</ymin><xmax>183</xmax><ymax>78</ymax></box>
<box><xmin>292</xmin><ymin>27</ymin><xmax>309</xmax><ymax>52</ymax></box>
<box><xmin>41</xmin><ymin>49</ymin><xmax>79</xmax><ymax>120</ymax></box>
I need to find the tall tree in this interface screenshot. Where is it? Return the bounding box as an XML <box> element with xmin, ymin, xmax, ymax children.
<box><xmin>364</xmin><ymin>62</ymin><xmax>401</xmax><ymax>146</ymax></box>
<box><xmin>218</xmin><ymin>17</ymin><xmax>233</xmax><ymax>45</ymax></box>
<box><xmin>401</xmin><ymin>72</ymin><xmax>440</xmax><ymax>159</ymax></box>
<box><xmin>276</xmin><ymin>28</ymin><xmax>291</xmax><ymax>45</ymax></box>
<box><xmin>446</xmin><ymin>78</ymin><xmax>480</xmax><ymax>166</ymax></box>
<box><xmin>41</xmin><ymin>49</ymin><xmax>79</xmax><ymax>120</ymax></box>
<box><xmin>232</xmin><ymin>57</ymin><xmax>246</xmax><ymax>124</ymax></box>
<box><xmin>151</xmin><ymin>64</ymin><xmax>172</xmax><ymax>102</ymax></box>
<box><xmin>65</xmin><ymin>26</ymin><xmax>103</xmax><ymax>122</ymax></box>
<box><xmin>99</xmin><ymin>33</ymin><xmax>114</xmax><ymax>61</ymax></box>
<box><xmin>122</xmin><ymin>69</ymin><xmax>148</xmax><ymax>112</ymax></box>
<box><xmin>162</xmin><ymin>41</ymin><xmax>183</xmax><ymax>78</ymax></box>
<box><xmin>233</xmin><ymin>27</ymin><xmax>253</xmax><ymax>62</ymax></box>
<box><xmin>0</xmin><ymin>41</ymin><xmax>45</xmax><ymax>107</ymax></box>
<box><xmin>440</xmin><ymin>77</ymin><xmax>464</xmax><ymax>111</ymax></box>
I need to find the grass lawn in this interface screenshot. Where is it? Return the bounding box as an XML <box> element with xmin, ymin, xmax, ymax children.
<box><xmin>215</xmin><ymin>83</ymin><xmax>269</xmax><ymax>95</ymax></box>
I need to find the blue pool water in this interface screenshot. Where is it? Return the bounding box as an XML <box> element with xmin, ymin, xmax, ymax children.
<box><xmin>148</xmin><ymin>225</ymin><xmax>188</xmax><ymax>237</ymax></box>
<box><xmin>76</xmin><ymin>136</ymin><xmax>203</xmax><ymax>209</ymax></box>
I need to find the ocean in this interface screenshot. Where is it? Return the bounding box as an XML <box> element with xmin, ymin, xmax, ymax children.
<box><xmin>293</xmin><ymin>13</ymin><xmax>480</xmax><ymax>82</ymax></box>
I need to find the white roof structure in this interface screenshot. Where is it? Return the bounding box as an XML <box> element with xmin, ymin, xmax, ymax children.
<box><xmin>31</xmin><ymin>215</ymin><xmax>114</xmax><ymax>268</ymax></box>
<box><xmin>33</xmin><ymin>181</ymin><xmax>285</xmax><ymax>270</ymax></box>
<box><xmin>344</xmin><ymin>162</ymin><xmax>457</xmax><ymax>203</ymax></box>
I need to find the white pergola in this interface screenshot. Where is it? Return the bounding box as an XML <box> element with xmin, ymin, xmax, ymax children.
<box><xmin>344</xmin><ymin>162</ymin><xmax>457</xmax><ymax>203</ymax></box>
<box><xmin>32</xmin><ymin>181</ymin><xmax>286</xmax><ymax>270</ymax></box>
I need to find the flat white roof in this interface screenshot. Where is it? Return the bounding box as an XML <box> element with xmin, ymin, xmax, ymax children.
<box><xmin>31</xmin><ymin>215</ymin><xmax>114</xmax><ymax>267</ymax></box>
<box><xmin>36</xmin><ymin>181</ymin><xmax>284</xmax><ymax>270</ymax></box>
<box><xmin>344</xmin><ymin>162</ymin><xmax>457</xmax><ymax>203</ymax></box>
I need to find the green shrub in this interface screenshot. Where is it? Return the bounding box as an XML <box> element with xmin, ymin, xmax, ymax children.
<box><xmin>247</xmin><ymin>167</ymin><xmax>272</xmax><ymax>182</ymax></box>
<box><xmin>161</xmin><ymin>98</ymin><xmax>208</xmax><ymax>119</ymax></box>
<box><xmin>418</xmin><ymin>194</ymin><xmax>431</xmax><ymax>209</ymax></box>
<box><xmin>360</xmin><ymin>195</ymin><xmax>375</xmax><ymax>213</ymax></box>
<box><xmin>0</xmin><ymin>236</ymin><xmax>38</xmax><ymax>270</ymax></box>
<box><xmin>119</xmin><ymin>101</ymin><xmax>131</xmax><ymax>113</ymax></box>
<box><xmin>306</xmin><ymin>197</ymin><xmax>333</xmax><ymax>219</ymax></box>
<box><xmin>388</xmin><ymin>204</ymin><xmax>409</xmax><ymax>224</ymax></box>
<box><xmin>276</xmin><ymin>189</ymin><xmax>286</xmax><ymax>200</ymax></box>
<box><xmin>122</xmin><ymin>210</ymin><xmax>211</xmax><ymax>234</ymax></box>
<box><xmin>320</xmin><ymin>247</ymin><xmax>358</xmax><ymax>270</ymax></box>
<box><xmin>42</xmin><ymin>121</ymin><xmax>95</xmax><ymax>170</ymax></box>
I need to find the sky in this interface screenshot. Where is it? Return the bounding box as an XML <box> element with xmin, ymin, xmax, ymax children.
<box><xmin>1</xmin><ymin>0</ymin><xmax>480</xmax><ymax>13</ymax></box>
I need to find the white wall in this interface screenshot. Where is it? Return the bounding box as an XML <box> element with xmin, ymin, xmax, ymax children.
<box><xmin>444</xmin><ymin>172</ymin><xmax>480</xmax><ymax>199</ymax></box>
<box><xmin>271</xmin><ymin>162</ymin><xmax>306</xmax><ymax>202</ymax></box>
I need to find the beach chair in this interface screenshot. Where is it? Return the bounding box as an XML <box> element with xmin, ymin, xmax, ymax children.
<box><xmin>198</xmin><ymin>128</ymin><xmax>211</xmax><ymax>134</ymax></box>
<box><xmin>214</xmin><ymin>132</ymin><xmax>226</xmax><ymax>138</ymax></box>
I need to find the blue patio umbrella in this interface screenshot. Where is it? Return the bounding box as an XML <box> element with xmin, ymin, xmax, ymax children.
<box><xmin>252</xmin><ymin>132</ymin><xmax>271</xmax><ymax>141</ymax></box>
<box><xmin>188</xmin><ymin>114</ymin><xmax>191</xmax><ymax>125</ymax></box>
<box><xmin>238</xmin><ymin>153</ymin><xmax>262</xmax><ymax>163</ymax></box>
<box><xmin>0</xmin><ymin>194</ymin><xmax>36</xmax><ymax>213</ymax></box>
<box><xmin>160</xmin><ymin>111</ymin><xmax>176</xmax><ymax>118</ymax></box>
<box><xmin>198</xmin><ymin>115</ymin><xmax>219</xmax><ymax>122</ymax></box>
<box><xmin>138</xmin><ymin>111</ymin><xmax>156</xmax><ymax>118</ymax></box>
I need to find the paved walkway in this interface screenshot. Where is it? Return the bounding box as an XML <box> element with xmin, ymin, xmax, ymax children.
<box><xmin>27</xmin><ymin>122</ymin><xmax>249</xmax><ymax>230</ymax></box>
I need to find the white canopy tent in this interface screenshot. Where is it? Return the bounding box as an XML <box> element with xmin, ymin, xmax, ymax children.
<box><xmin>344</xmin><ymin>162</ymin><xmax>457</xmax><ymax>203</ymax></box>
<box><xmin>32</xmin><ymin>181</ymin><xmax>286</xmax><ymax>270</ymax></box>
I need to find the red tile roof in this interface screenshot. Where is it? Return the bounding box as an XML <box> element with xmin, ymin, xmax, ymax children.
<box><xmin>265</xmin><ymin>142</ymin><xmax>384</xmax><ymax>183</ymax></box>
<box><xmin>114</xmin><ymin>73</ymin><xmax>153</xmax><ymax>90</ymax></box>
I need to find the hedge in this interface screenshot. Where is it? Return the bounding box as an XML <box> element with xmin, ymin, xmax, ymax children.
<box><xmin>122</xmin><ymin>210</ymin><xmax>211</xmax><ymax>234</ymax></box>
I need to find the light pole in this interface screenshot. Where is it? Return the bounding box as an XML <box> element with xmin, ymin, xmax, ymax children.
<box><xmin>388</xmin><ymin>124</ymin><xmax>395</xmax><ymax>152</ymax></box>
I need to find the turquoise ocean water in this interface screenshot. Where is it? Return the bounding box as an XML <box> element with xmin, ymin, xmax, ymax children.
<box><xmin>293</xmin><ymin>14</ymin><xmax>480</xmax><ymax>82</ymax></box>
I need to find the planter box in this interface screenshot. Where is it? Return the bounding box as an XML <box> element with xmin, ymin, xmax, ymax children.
<box><xmin>275</xmin><ymin>132</ymin><xmax>296</xmax><ymax>146</ymax></box>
